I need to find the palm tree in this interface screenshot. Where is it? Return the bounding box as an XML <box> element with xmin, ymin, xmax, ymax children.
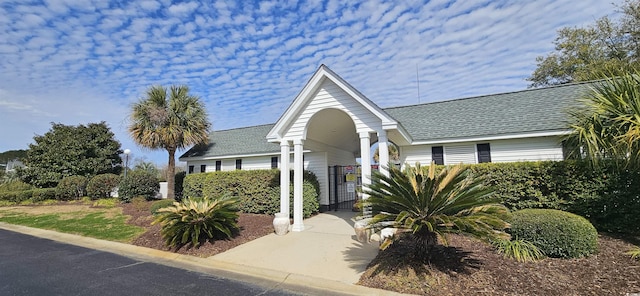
<box><xmin>364</xmin><ymin>162</ymin><xmax>510</xmax><ymax>256</ymax></box>
<box><xmin>564</xmin><ymin>70</ymin><xmax>640</xmax><ymax>170</ymax></box>
<box><xmin>129</xmin><ymin>85</ymin><xmax>211</xmax><ymax>200</ymax></box>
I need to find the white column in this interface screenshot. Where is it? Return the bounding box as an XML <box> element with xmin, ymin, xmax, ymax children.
<box><xmin>378</xmin><ymin>132</ymin><xmax>390</xmax><ymax>177</ymax></box>
<box><xmin>292</xmin><ymin>138</ymin><xmax>305</xmax><ymax>232</ymax></box>
<box><xmin>360</xmin><ymin>132</ymin><xmax>372</xmax><ymax>214</ymax></box>
<box><xmin>279</xmin><ymin>142</ymin><xmax>290</xmax><ymax>219</ymax></box>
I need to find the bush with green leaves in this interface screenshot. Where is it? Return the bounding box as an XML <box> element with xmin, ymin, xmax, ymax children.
<box><xmin>30</xmin><ymin>188</ymin><xmax>57</xmax><ymax>202</ymax></box>
<box><xmin>150</xmin><ymin>199</ymin><xmax>176</xmax><ymax>214</ymax></box>
<box><xmin>364</xmin><ymin>162</ymin><xmax>510</xmax><ymax>255</ymax></box>
<box><xmin>0</xmin><ymin>188</ymin><xmax>57</xmax><ymax>203</ymax></box>
<box><xmin>464</xmin><ymin>160</ymin><xmax>640</xmax><ymax>234</ymax></box>
<box><xmin>509</xmin><ymin>209</ymin><xmax>598</xmax><ymax>258</ymax></box>
<box><xmin>56</xmin><ymin>175</ymin><xmax>88</xmax><ymax>200</ymax></box>
<box><xmin>153</xmin><ymin>195</ymin><xmax>239</xmax><ymax>248</ymax></box>
<box><xmin>492</xmin><ymin>238</ymin><xmax>545</xmax><ymax>262</ymax></box>
<box><xmin>183</xmin><ymin>169</ymin><xmax>319</xmax><ymax>217</ymax></box>
<box><xmin>118</xmin><ymin>171</ymin><xmax>159</xmax><ymax>202</ymax></box>
<box><xmin>86</xmin><ymin>173</ymin><xmax>120</xmax><ymax>200</ymax></box>
<box><xmin>0</xmin><ymin>180</ymin><xmax>33</xmax><ymax>192</ymax></box>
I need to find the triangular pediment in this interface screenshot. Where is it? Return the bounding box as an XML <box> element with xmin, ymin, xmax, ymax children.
<box><xmin>267</xmin><ymin>65</ymin><xmax>406</xmax><ymax>142</ymax></box>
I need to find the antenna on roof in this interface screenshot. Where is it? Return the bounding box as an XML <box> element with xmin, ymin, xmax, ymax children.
<box><xmin>416</xmin><ymin>64</ymin><xmax>421</xmax><ymax>104</ymax></box>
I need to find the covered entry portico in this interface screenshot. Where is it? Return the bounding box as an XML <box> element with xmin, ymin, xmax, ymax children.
<box><xmin>266</xmin><ymin>65</ymin><xmax>410</xmax><ymax>232</ymax></box>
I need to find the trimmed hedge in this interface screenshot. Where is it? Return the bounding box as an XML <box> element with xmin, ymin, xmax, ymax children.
<box><xmin>509</xmin><ymin>209</ymin><xmax>598</xmax><ymax>258</ymax></box>
<box><xmin>56</xmin><ymin>175</ymin><xmax>88</xmax><ymax>200</ymax></box>
<box><xmin>118</xmin><ymin>171</ymin><xmax>159</xmax><ymax>202</ymax></box>
<box><xmin>0</xmin><ymin>180</ymin><xmax>33</xmax><ymax>192</ymax></box>
<box><xmin>87</xmin><ymin>173</ymin><xmax>120</xmax><ymax>200</ymax></box>
<box><xmin>0</xmin><ymin>188</ymin><xmax>57</xmax><ymax>203</ymax></box>
<box><xmin>183</xmin><ymin>169</ymin><xmax>319</xmax><ymax>218</ymax></box>
<box><xmin>466</xmin><ymin>160</ymin><xmax>640</xmax><ymax>234</ymax></box>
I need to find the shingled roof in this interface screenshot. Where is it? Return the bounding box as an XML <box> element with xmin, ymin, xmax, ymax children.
<box><xmin>180</xmin><ymin>81</ymin><xmax>593</xmax><ymax>160</ymax></box>
<box><xmin>384</xmin><ymin>81</ymin><xmax>590</xmax><ymax>142</ymax></box>
<box><xmin>179</xmin><ymin>124</ymin><xmax>279</xmax><ymax>159</ymax></box>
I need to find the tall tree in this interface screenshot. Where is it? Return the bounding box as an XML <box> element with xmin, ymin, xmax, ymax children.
<box><xmin>564</xmin><ymin>70</ymin><xmax>640</xmax><ymax>170</ymax></box>
<box><xmin>19</xmin><ymin>122</ymin><xmax>123</xmax><ymax>188</ymax></box>
<box><xmin>528</xmin><ymin>0</ymin><xmax>640</xmax><ymax>87</ymax></box>
<box><xmin>129</xmin><ymin>85</ymin><xmax>210</xmax><ymax>200</ymax></box>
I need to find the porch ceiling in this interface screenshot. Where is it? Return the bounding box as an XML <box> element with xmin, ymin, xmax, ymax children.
<box><xmin>306</xmin><ymin>109</ymin><xmax>359</xmax><ymax>153</ymax></box>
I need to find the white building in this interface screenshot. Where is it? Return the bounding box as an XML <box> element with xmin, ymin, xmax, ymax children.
<box><xmin>180</xmin><ymin>65</ymin><xmax>586</xmax><ymax>231</ymax></box>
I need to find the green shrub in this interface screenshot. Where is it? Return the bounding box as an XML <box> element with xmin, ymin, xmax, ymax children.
<box><xmin>118</xmin><ymin>171</ymin><xmax>159</xmax><ymax>202</ymax></box>
<box><xmin>509</xmin><ymin>209</ymin><xmax>598</xmax><ymax>258</ymax></box>
<box><xmin>153</xmin><ymin>195</ymin><xmax>239</xmax><ymax>247</ymax></box>
<box><xmin>492</xmin><ymin>238</ymin><xmax>545</xmax><ymax>262</ymax></box>
<box><xmin>0</xmin><ymin>180</ymin><xmax>33</xmax><ymax>192</ymax></box>
<box><xmin>466</xmin><ymin>160</ymin><xmax>640</xmax><ymax>234</ymax></box>
<box><xmin>0</xmin><ymin>190</ymin><xmax>35</xmax><ymax>203</ymax></box>
<box><xmin>183</xmin><ymin>169</ymin><xmax>319</xmax><ymax>217</ymax></box>
<box><xmin>56</xmin><ymin>176</ymin><xmax>88</xmax><ymax>200</ymax></box>
<box><xmin>30</xmin><ymin>188</ymin><xmax>57</xmax><ymax>202</ymax></box>
<box><xmin>150</xmin><ymin>199</ymin><xmax>176</xmax><ymax>215</ymax></box>
<box><xmin>87</xmin><ymin>173</ymin><xmax>120</xmax><ymax>200</ymax></box>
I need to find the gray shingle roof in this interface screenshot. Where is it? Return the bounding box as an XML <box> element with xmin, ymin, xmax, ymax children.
<box><xmin>384</xmin><ymin>82</ymin><xmax>590</xmax><ymax>142</ymax></box>
<box><xmin>179</xmin><ymin>124</ymin><xmax>279</xmax><ymax>159</ymax></box>
<box><xmin>180</xmin><ymin>81</ymin><xmax>594</xmax><ymax>159</ymax></box>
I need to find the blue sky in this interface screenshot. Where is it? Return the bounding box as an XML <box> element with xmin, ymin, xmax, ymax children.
<box><xmin>0</xmin><ymin>0</ymin><xmax>615</xmax><ymax>167</ymax></box>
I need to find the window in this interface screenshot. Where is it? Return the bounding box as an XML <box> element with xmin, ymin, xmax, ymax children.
<box><xmin>188</xmin><ymin>165</ymin><xmax>194</xmax><ymax>174</ymax></box>
<box><xmin>236</xmin><ymin>159</ymin><xmax>242</xmax><ymax>170</ymax></box>
<box><xmin>477</xmin><ymin>143</ymin><xmax>491</xmax><ymax>163</ymax></box>
<box><xmin>215</xmin><ymin>160</ymin><xmax>222</xmax><ymax>171</ymax></box>
<box><xmin>271</xmin><ymin>156</ymin><xmax>278</xmax><ymax>169</ymax></box>
<box><xmin>432</xmin><ymin>146</ymin><xmax>444</xmax><ymax>165</ymax></box>
<box><xmin>200</xmin><ymin>165</ymin><xmax>206</xmax><ymax>173</ymax></box>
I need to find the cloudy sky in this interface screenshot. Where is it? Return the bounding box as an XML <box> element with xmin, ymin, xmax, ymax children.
<box><xmin>0</xmin><ymin>0</ymin><xmax>616</xmax><ymax>166</ymax></box>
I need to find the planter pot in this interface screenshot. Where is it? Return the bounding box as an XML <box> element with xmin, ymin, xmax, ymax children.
<box><xmin>273</xmin><ymin>212</ymin><xmax>290</xmax><ymax>235</ymax></box>
<box><xmin>354</xmin><ymin>218</ymin><xmax>372</xmax><ymax>243</ymax></box>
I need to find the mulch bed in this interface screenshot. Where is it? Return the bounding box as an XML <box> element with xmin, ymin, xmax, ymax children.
<box><xmin>120</xmin><ymin>200</ymin><xmax>275</xmax><ymax>258</ymax></box>
<box><xmin>118</xmin><ymin>200</ymin><xmax>640</xmax><ymax>294</ymax></box>
<box><xmin>358</xmin><ymin>234</ymin><xmax>640</xmax><ymax>295</ymax></box>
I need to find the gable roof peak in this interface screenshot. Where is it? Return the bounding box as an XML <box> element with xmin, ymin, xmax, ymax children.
<box><xmin>266</xmin><ymin>65</ymin><xmax>400</xmax><ymax>142</ymax></box>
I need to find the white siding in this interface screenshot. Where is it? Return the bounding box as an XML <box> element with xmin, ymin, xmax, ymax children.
<box><xmin>305</xmin><ymin>139</ymin><xmax>356</xmax><ymax>166</ymax></box>
<box><xmin>285</xmin><ymin>79</ymin><xmax>382</xmax><ymax>139</ymax></box>
<box><xmin>304</xmin><ymin>152</ymin><xmax>329</xmax><ymax>205</ymax></box>
<box><xmin>398</xmin><ymin>136</ymin><xmax>564</xmax><ymax>167</ymax></box>
<box><xmin>400</xmin><ymin>145</ymin><xmax>432</xmax><ymax>166</ymax></box>
<box><xmin>491</xmin><ymin>137</ymin><xmax>563</xmax><ymax>162</ymax></box>
<box><xmin>242</xmin><ymin>156</ymin><xmax>273</xmax><ymax>170</ymax></box>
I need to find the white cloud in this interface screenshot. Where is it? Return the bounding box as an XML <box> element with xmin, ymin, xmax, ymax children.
<box><xmin>0</xmin><ymin>0</ymin><xmax>619</xmax><ymax>164</ymax></box>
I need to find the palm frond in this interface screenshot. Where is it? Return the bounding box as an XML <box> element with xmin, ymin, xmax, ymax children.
<box><xmin>364</xmin><ymin>162</ymin><xmax>509</xmax><ymax>256</ymax></box>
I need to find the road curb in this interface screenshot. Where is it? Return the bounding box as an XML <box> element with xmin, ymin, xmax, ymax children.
<box><xmin>0</xmin><ymin>222</ymin><xmax>405</xmax><ymax>295</ymax></box>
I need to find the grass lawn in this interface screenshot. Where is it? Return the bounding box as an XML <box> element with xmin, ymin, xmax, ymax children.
<box><xmin>0</xmin><ymin>200</ymin><xmax>145</xmax><ymax>242</ymax></box>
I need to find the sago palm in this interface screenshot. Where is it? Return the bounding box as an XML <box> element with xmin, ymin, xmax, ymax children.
<box><xmin>153</xmin><ymin>195</ymin><xmax>239</xmax><ymax>248</ymax></box>
<box><xmin>364</xmin><ymin>162</ymin><xmax>510</xmax><ymax>256</ymax></box>
<box><xmin>564</xmin><ymin>70</ymin><xmax>640</xmax><ymax>169</ymax></box>
<box><xmin>129</xmin><ymin>85</ymin><xmax>211</xmax><ymax>200</ymax></box>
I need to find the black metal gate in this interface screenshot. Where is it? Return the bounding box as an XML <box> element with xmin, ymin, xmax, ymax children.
<box><xmin>327</xmin><ymin>165</ymin><xmax>362</xmax><ymax>211</ymax></box>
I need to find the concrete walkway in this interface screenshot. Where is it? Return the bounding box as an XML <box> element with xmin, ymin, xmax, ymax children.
<box><xmin>213</xmin><ymin>211</ymin><xmax>380</xmax><ymax>285</ymax></box>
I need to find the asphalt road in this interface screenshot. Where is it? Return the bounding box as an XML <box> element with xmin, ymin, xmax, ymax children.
<box><xmin>0</xmin><ymin>229</ymin><xmax>302</xmax><ymax>296</ymax></box>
